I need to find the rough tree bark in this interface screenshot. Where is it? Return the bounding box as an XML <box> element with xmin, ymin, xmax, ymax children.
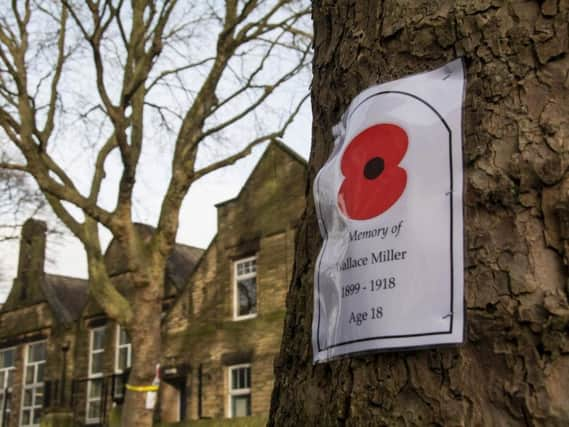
<box><xmin>270</xmin><ymin>1</ymin><xmax>569</xmax><ymax>426</ymax></box>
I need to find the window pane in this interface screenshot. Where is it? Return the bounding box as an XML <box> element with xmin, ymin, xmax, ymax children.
<box><xmin>24</xmin><ymin>389</ymin><xmax>33</xmax><ymax>406</ymax></box>
<box><xmin>37</xmin><ymin>343</ymin><xmax>46</xmax><ymax>362</ymax></box>
<box><xmin>0</xmin><ymin>371</ymin><xmax>4</xmax><ymax>387</ymax></box>
<box><xmin>93</xmin><ymin>329</ymin><xmax>106</xmax><ymax>350</ymax></box>
<box><xmin>238</xmin><ymin>278</ymin><xmax>257</xmax><ymax>316</ymax></box>
<box><xmin>29</xmin><ymin>343</ymin><xmax>46</xmax><ymax>363</ymax></box>
<box><xmin>0</xmin><ymin>349</ymin><xmax>14</xmax><ymax>368</ymax></box>
<box><xmin>237</xmin><ymin>259</ymin><xmax>256</xmax><ymax>276</ymax></box>
<box><xmin>119</xmin><ymin>327</ymin><xmax>129</xmax><ymax>345</ymax></box>
<box><xmin>88</xmin><ymin>401</ymin><xmax>101</xmax><ymax>419</ymax></box>
<box><xmin>32</xmin><ymin>408</ymin><xmax>42</xmax><ymax>425</ymax></box>
<box><xmin>6</xmin><ymin>370</ymin><xmax>13</xmax><ymax>387</ymax></box>
<box><xmin>25</xmin><ymin>366</ymin><xmax>35</xmax><ymax>385</ymax></box>
<box><xmin>34</xmin><ymin>386</ymin><xmax>43</xmax><ymax>406</ymax></box>
<box><xmin>22</xmin><ymin>409</ymin><xmax>30</xmax><ymax>425</ymax></box>
<box><xmin>91</xmin><ymin>353</ymin><xmax>104</xmax><ymax>375</ymax></box>
<box><xmin>231</xmin><ymin>367</ymin><xmax>250</xmax><ymax>390</ymax></box>
<box><xmin>118</xmin><ymin>348</ymin><xmax>129</xmax><ymax>371</ymax></box>
<box><xmin>89</xmin><ymin>379</ymin><xmax>102</xmax><ymax>399</ymax></box>
<box><xmin>232</xmin><ymin>395</ymin><xmax>251</xmax><ymax>417</ymax></box>
<box><xmin>36</xmin><ymin>363</ymin><xmax>44</xmax><ymax>383</ymax></box>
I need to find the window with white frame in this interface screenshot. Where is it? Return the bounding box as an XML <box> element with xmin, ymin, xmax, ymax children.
<box><xmin>20</xmin><ymin>341</ymin><xmax>45</xmax><ymax>427</ymax></box>
<box><xmin>228</xmin><ymin>364</ymin><xmax>251</xmax><ymax>418</ymax></box>
<box><xmin>86</xmin><ymin>327</ymin><xmax>106</xmax><ymax>424</ymax></box>
<box><xmin>114</xmin><ymin>325</ymin><xmax>131</xmax><ymax>399</ymax></box>
<box><xmin>0</xmin><ymin>347</ymin><xmax>15</xmax><ymax>427</ymax></box>
<box><xmin>233</xmin><ymin>257</ymin><xmax>257</xmax><ymax>319</ymax></box>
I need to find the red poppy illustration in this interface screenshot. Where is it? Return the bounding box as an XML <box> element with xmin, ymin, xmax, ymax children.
<box><xmin>338</xmin><ymin>123</ymin><xmax>408</xmax><ymax>220</ymax></box>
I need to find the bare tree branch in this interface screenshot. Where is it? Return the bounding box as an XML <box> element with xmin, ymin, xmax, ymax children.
<box><xmin>0</xmin><ymin>1</ymin><xmax>312</xmax><ymax>422</ymax></box>
<box><xmin>146</xmin><ymin>56</ymin><xmax>216</xmax><ymax>93</ymax></box>
<box><xmin>89</xmin><ymin>132</ymin><xmax>118</xmax><ymax>203</ymax></box>
<box><xmin>0</xmin><ymin>163</ymin><xmax>47</xmax><ymax>240</ymax></box>
<box><xmin>0</xmin><ymin>161</ymin><xmax>28</xmax><ymax>172</ymax></box>
<box><xmin>40</xmin><ymin>3</ymin><xmax>68</xmax><ymax>149</ymax></box>
<box><xmin>201</xmin><ymin>44</ymin><xmax>310</xmax><ymax>140</ymax></box>
<box><xmin>63</xmin><ymin>0</ymin><xmax>118</xmax><ymax>120</ymax></box>
<box><xmin>83</xmin><ymin>217</ymin><xmax>133</xmax><ymax>325</ymax></box>
<box><xmin>194</xmin><ymin>91</ymin><xmax>309</xmax><ymax>181</ymax></box>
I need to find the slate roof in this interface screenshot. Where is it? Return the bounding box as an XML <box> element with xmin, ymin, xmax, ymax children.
<box><xmin>2</xmin><ymin>219</ymin><xmax>203</xmax><ymax>328</ymax></box>
<box><xmin>37</xmin><ymin>237</ymin><xmax>202</xmax><ymax>322</ymax></box>
<box><xmin>104</xmin><ymin>223</ymin><xmax>204</xmax><ymax>293</ymax></box>
<box><xmin>166</xmin><ymin>243</ymin><xmax>204</xmax><ymax>290</ymax></box>
<box><xmin>43</xmin><ymin>274</ymin><xmax>89</xmax><ymax>324</ymax></box>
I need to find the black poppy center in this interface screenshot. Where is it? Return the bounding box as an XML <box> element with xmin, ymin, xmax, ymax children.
<box><xmin>363</xmin><ymin>157</ymin><xmax>384</xmax><ymax>180</ymax></box>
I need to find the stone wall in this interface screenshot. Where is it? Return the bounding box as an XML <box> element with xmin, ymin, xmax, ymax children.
<box><xmin>162</xmin><ymin>142</ymin><xmax>306</xmax><ymax>421</ymax></box>
<box><xmin>0</xmin><ymin>141</ymin><xmax>307</xmax><ymax>425</ymax></box>
<box><xmin>71</xmin><ymin>317</ymin><xmax>125</xmax><ymax>425</ymax></box>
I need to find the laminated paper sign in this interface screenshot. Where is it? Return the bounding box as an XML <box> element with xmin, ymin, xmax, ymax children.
<box><xmin>313</xmin><ymin>59</ymin><xmax>465</xmax><ymax>363</ymax></box>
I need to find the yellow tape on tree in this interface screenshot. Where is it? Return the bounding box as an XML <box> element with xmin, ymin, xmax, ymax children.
<box><xmin>125</xmin><ymin>384</ymin><xmax>159</xmax><ymax>392</ymax></box>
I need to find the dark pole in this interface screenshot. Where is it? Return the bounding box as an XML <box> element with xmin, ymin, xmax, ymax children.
<box><xmin>60</xmin><ymin>342</ymin><xmax>70</xmax><ymax>406</ymax></box>
<box><xmin>1</xmin><ymin>390</ymin><xmax>8</xmax><ymax>427</ymax></box>
<box><xmin>198</xmin><ymin>364</ymin><xmax>203</xmax><ymax>419</ymax></box>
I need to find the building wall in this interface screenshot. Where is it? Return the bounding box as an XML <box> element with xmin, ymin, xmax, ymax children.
<box><xmin>163</xmin><ymin>143</ymin><xmax>306</xmax><ymax>421</ymax></box>
<box><xmin>0</xmin><ymin>303</ymin><xmax>54</xmax><ymax>427</ymax></box>
<box><xmin>2</xmin><ymin>344</ymin><xmax>25</xmax><ymax>427</ymax></box>
<box><xmin>173</xmin><ymin>229</ymin><xmax>295</xmax><ymax>420</ymax></box>
<box><xmin>72</xmin><ymin>318</ymin><xmax>111</xmax><ymax>425</ymax></box>
<box><xmin>0</xmin><ymin>325</ymin><xmax>78</xmax><ymax>427</ymax></box>
<box><xmin>0</xmin><ymin>220</ymin><xmax>87</xmax><ymax>427</ymax></box>
<box><xmin>0</xmin><ymin>142</ymin><xmax>307</xmax><ymax>425</ymax></box>
<box><xmin>0</xmin><ymin>304</ymin><xmax>54</xmax><ymax>342</ymax></box>
<box><xmin>2</xmin><ymin>305</ymin><xmax>129</xmax><ymax>426</ymax></box>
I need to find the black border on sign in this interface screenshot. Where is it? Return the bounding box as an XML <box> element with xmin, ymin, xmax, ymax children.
<box><xmin>315</xmin><ymin>90</ymin><xmax>454</xmax><ymax>354</ymax></box>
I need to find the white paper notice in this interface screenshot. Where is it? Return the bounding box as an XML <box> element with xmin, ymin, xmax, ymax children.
<box><xmin>313</xmin><ymin>59</ymin><xmax>465</xmax><ymax>363</ymax></box>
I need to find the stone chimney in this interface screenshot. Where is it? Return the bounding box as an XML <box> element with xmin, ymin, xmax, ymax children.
<box><xmin>17</xmin><ymin>218</ymin><xmax>47</xmax><ymax>299</ymax></box>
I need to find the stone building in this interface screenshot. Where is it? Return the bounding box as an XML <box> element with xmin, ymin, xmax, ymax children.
<box><xmin>69</xmin><ymin>225</ymin><xmax>204</xmax><ymax>426</ymax></box>
<box><xmin>0</xmin><ymin>141</ymin><xmax>306</xmax><ymax>426</ymax></box>
<box><xmin>161</xmin><ymin>141</ymin><xmax>306</xmax><ymax>422</ymax></box>
<box><xmin>0</xmin><ymin>219</ymin><xmax>88</xmax><ymax>427</ymax></box>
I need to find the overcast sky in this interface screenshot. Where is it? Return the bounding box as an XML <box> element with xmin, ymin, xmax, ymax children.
<box><xmin>0</xmin><ymin>101</ymin><xmax>311</xmax><ymax>303</ymax></box>
<box><xmin>0</xmin><ymin>2</ymin><xmax>313</xmax><ymax>303</ymax></box>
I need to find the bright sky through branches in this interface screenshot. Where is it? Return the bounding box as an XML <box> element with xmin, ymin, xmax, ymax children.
<box><xmin>0</xmin><ymin>103</ymin><xmax>311</xmax><ymax>302</ymax></box>
<box><xmin>0</xmin><ymin>0</ymin><xmax>312</xmax><ymax>301</ymax></box>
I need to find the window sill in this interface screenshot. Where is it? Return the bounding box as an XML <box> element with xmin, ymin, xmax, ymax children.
<box><xmin>233</xmin><ymin>313</ymin><xmax>257</xmax><ymax>321</ymax></box>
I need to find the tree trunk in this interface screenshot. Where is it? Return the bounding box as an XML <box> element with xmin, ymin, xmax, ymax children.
<box><xmin>121</xmin><ymin>274</ymin><xmax>163</xmax><ymax>427</ymax></box>
<box><xmin>270</xmin><ymin>1</ymin><xmax>569</xmax><ymax>426</ymax></box>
